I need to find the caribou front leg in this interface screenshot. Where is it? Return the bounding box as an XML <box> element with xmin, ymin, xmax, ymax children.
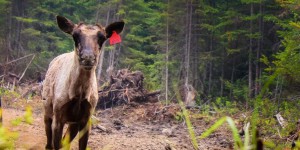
<box><xmin>44</xmin><ymin>116</ymin><xmax>53</xmax><ymax>149</ymax></box>
<box><xmin>52</xmin><ymin>117</ymin><xmax>64</xmax><ymax>150</ymax></box>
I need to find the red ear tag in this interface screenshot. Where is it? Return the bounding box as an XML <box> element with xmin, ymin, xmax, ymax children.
<box><xmin>110</xmin><ymin>31</ymin><xmax>122</xmax><ymax>45</ymax></box>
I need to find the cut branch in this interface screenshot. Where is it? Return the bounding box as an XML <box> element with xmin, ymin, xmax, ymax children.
<box><xmin>18</xmin><ymin>54</ymin><xmax>35</xmax><ymax>83</ymax></box>
<box><xmin>0</xmin><ymin>53</ymin><xmax>34</xmax><ymax>66</ymax></box>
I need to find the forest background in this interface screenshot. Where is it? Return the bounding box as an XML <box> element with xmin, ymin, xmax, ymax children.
<box><xmin>1</xmin><ymin>0</ymin><xmax>300</xmax><ymax>104</ymax></box>
<box><xmin>1</xmin><ymin>0</ymin><xmax>300</xmax><ymax>146</ymax></box>
<box><xmin>0</xmin><ymin>0</ymin><xmax>300</xmax><ymax>148</ymax></box>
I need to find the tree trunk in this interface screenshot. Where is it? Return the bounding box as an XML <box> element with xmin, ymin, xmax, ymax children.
<box><xmin>248</xmin><ymin>3</ymin><xmax>254</xmax><ymax>101</ymax></box>
<box><xmin>184</xmin><ymin>0</ymin><xmax>192</xmax><ymax>88</ymax></box>
<box><xmin>220</xmin><ymin>48</ymin><xmax>225</xmax><ymax>97</ymax></box>
<box><xmin>255</xmin><ymin>0</ymin><xmax>263</xmax><ymax>96</ymax></box>
<box><xmin>183</xmin><ymin>0</ymin><xmax>192</xmax><ymax>101</ymax></box>
<box><xmin>230</xmin><ymin>17</ymin><xmax>238</xmax><ymax>100</ymax></box>
<box><xmin>208</xmin><ymin>60</ymin><xmax>212</xmax><ymax>95</ymax></box>
<box><xmin>230</xmin><ymin>61</ymin><xmax>235</xmax><ymax>100</ymax></box>
<box><xmin>97</xmin><ymin>5</ymin><xmax>111</xmax><ymax>84</ymax></box>
<box><xmin>107</xmin><ymin>45</ymin><xmax>116</xmax><ymax>79</ymax></box>
<box><xmin>208</xmin><ymin>26</ymin><xmax>213</xmax><ymax>95</ymax></box>
<box><xmin>165</xmin><ymin>0</ymin><xmax>170</xmax><ymax>102</ymax></box>
<box><xmin>260</xmin><ymin>2</ymin><xmax>264</xmax><ymax>92</ymax></box>
<box><xmin>107</xmin><ymin>12</ymin><xmax>121</xmax><ymax>80</ymax></box>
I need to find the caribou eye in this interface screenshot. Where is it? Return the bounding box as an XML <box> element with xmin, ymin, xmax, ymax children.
<box><xmin>72</xmin><ymin>31</ymin><xmax>81</xmax><ymax>47</ymax></box>
<box><xmin>97</xmin><ymin>32</ymin><xmax>106</xmax><ymax>46</ymax></box>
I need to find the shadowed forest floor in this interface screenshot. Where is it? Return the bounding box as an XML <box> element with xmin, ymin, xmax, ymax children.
<box><xmin>2</xmin><ymin>96</ymin><xmax>233</xmax><ymax>150</ymax></box>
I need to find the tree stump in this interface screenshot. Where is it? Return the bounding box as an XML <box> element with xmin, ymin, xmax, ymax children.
<box><xmin>97</xmin><ymin>69</ymin><xmax>160</xmax><ymax>109</ymax></box>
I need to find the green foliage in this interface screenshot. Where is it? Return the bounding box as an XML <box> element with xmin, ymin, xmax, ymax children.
<box><xmin>62</xmin><ymin>118</ymin><xmax>93</xmax><ymax>150</ymax></box>
<box><xmin>294</xmin><ymin>141</ymin><xmax>300</xmax><ymax>149</ymax></box>
<box><xmin>21</xmin><ymin>28</ymin><xmax>41</xmax><ymax>36</ymax></box>
<box><xmin>0</xmin><ymin>87</ymin><xmax>21</xmax><ymax>101</ymax></box>
<box><xmin>0</xmin><ymin>0</ymin><xmax>10</xmax><ymax>38</ymax></box>
<box><xmin>200</xmin><ymin>116</ymin><xmax>244</xmax><ymax>149</ymax></box>
<box><xmin>0</xmin><ymin>106</ymin><xmax>33</xmax><ymax>149</ymax></box>
<box><xmin>174</xmin><ymin>111</ymin><xmax>184</xmax><ymax>122</ymax></box>
<box><xmin>11</xmin><ymin>107</ymin><xmax>33</xmax><ymax>126</ymax></box>
<box><xmin>213</xmin><ymin>97</ymin><xmax>239</xmax><ymax>115</ymax></box>
<box><xmin>14</xmin><ymin>17</ymin><xmax>39</xmax><ymax>23</ymax></box>
<box><xmin>269</xmin><ymin>1</ymin><xmax>300</xmax><ymax>85</ymax></box>
<box><xmin>0</xmin><ymin>125</ymin><xmax>18</xmax><ymax>149</ymax></box>
<box><xmin>2</xmin><ymin>0</ymin><xmax>102</xmax><ymax>79</ymax></box>
<box><xmin>118</xmin><ymin>0</ymin><xmax>166</xmax><ymax>91</ymax></box>
<box><xmin>0</xmin><ymin>0</ymin><xmax>296</xmax><ymax>101</ymax></box>
<box><xmin>174</xmin><ymin>85</ymin><xmax>198</xmax><ymax>149</ymax></box>
<box><xmin>224</xmin><ymin>79</ymin><xmax>248</xmax><ymax>101</ymax></box>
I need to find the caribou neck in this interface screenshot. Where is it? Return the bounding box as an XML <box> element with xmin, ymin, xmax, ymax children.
<box><xmin>71</xmin><ymin>51</ymin><xmax>97</xmax><ymax>100</ymax></box>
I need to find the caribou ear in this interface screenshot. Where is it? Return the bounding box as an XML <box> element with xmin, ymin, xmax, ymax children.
<box><xmin>105</xmin><ymin>21</ymin><xmax>125</xmax><ymax>38</ymax></box>
<box><xmin>56</xmin><ymin>16</ymin><xmax>74</xmax><ymax>34</ymax></box>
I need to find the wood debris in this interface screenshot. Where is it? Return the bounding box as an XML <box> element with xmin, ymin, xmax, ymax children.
<box><xmin>97</xmin><ymin>69</ymin><xmax>160</xmax><ymax>109</ymax></box>
<box><xmin>274</xmin><ymin>113</ymin><xmax>287</xmax><ymax>128</ymax></box>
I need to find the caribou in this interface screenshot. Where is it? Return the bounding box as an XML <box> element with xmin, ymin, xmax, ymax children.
<box><xmin>42</xmin><ymin>15</ymin><xmax>124</xmax><ymax>150</ymax></box>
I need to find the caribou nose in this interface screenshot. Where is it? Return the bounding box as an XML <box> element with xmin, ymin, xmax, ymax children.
<box><xmin>81</xmin><ymin>54</ymin><xmax>95</xmax><ymax>61</ymax></box>
<box><xmin>80</xmin><ymin>52</ymin><xmax>96</xmax><ymax>66</ymax></box>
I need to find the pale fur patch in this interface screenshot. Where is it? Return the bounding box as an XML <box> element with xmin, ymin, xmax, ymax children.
<box><xmin>42</xmin><ymin>51</ymin><xmax>98</xmax><ymax>117</ymax></box>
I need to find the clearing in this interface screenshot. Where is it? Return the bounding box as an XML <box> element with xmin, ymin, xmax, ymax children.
<box><xmin>1</xmin><ymin>96</ymin><xmax>233</xmax><ymax>150</ymax></box>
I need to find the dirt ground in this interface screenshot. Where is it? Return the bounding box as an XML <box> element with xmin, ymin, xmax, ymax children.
<box><xmin>1</xmin><ymin>96</ymin><xmax>233</xmax><ymax>150</ymax></box>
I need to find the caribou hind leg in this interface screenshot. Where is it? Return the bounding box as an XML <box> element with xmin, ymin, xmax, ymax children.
<box><xmin>79</xmin><ymin>122</ymin><xmax>90</xmax><ymax>150</ymax></box>
<box><xmin>78</xmin><ymin>100</ymin><xmax>92</xmax><ymax>150</ymax></box>
<box><xmin>63</xmin><ymin>123</ymin><xmax>79</xmax><ymax>148</ymax></box>
<box><xmin>44</xmin><ymin>116</ymin><xmax>53</xmax><ymax>149</ymax></box>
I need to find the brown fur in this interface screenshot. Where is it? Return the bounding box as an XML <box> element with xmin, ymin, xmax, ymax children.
<box><xmin>42</xmin><ymin>16</ymin><xmax>124</xmax><ymax>150</ymax></box>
